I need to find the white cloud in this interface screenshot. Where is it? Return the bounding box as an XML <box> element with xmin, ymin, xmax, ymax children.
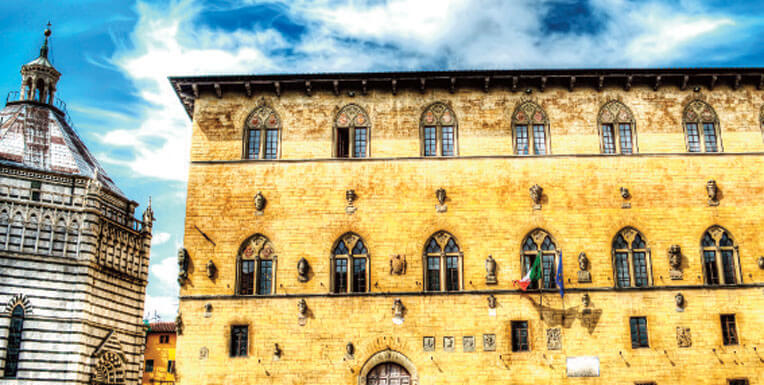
<box><xmin>150</xmin><ymin>254</ymin><xmax>180</xmax><ymax>290</ymax></box>
<box><xmin>143</xmin><ymin>293</ymin><xmax>179</xmax><ymax>321</ymax></box>
<box><xmin>151</xmin><ymin>232</ymin><xmax>171</xmax><ymax>246</ymax></box>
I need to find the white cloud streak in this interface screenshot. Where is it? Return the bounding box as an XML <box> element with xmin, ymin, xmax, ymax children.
<box><xmin>102</xmin><ymin>0</ymin><xmax>736</xmax><ymax>182</ymax></box>
<box><xmin>151</xmin><ymin>231</ymin><xmax>171</xmax><ymax>246</ymax></box>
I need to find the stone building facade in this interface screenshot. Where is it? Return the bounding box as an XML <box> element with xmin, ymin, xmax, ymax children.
<box><xmin>0</xmin><ymin>28</ymin><xmax>154</xmax><ymax>384</ymax></box>
<box><xmin>171</xmin><ymin>68</ymin><xmax>764</xmax><ymax>384</ymax></box>
<box><xmin>142</xmin><ymin>322</ymin><xmax>176</xmax><ymax>385</ymax></box>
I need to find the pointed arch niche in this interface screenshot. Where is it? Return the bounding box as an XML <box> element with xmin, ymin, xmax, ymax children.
<box><xmin>419</xmin><ymin>102</ymin><xmax>458</xmax><ymax>157</ymax></box>
<box><xmin>333</xmin><ymin>104</ymin><xmax>371</xmax><ymax>158</ymax></box>
<box><xmin>422</xmin><ymin>231</ymin><xmax>463</xmax><ymax>292</ymax></box>
<box><xmin>329</xmin><ymin>232</ymin><xmax>370</xmax><ymax>293</ymax></box>
<box><xmin>701</xmin><ymin>225</ymin><xmax>741</xmax><ymax>285</ymax></box>
<box><xmin>243</xmin><ymin>104</ymin><xmax>281</xmax><ymax>160</ymax></box>
<box><xmin>511</xmin><ymin>101</ymin><xmax>550</xmax><ymax>155</ymax></box>
<box><xmin>598</xmin><ymin>100</ymin><xmax>637</xmax><ymax>154</ymax></box>
<box><xmin>235</xmin><ymin>234</ymin><xmax>277</xmax><ymax>295</ymax></box>
<box><xmin>611</xmin><ymin>227</ymin><xmax>652</xmax><ymax>288</ymax></box>
<box><xmin>683</xmin><ymin>100</ymin><xmax>722</xmax><ymax>153</ymax></box>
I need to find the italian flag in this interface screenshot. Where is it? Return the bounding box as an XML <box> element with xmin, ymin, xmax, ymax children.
<box><xmin>513</xmin><ymin>251</ymin><xmax>541</xmax><ymax>291</ymax></box>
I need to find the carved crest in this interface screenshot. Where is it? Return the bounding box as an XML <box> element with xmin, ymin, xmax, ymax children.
<box><xmin>390</xmin><ymin>254</ymin><xmax>407</xmax><ymax>275</ymax></box>
<box><xmin>546</xmin><ymin>328</ymin><xmax>562</xmax><ymax>350</ymax></box>
<box><xmin>297</xmin><ymin>258</ymin><xmax>310</xmax><ymax>282</ymax></box>
<box><xmin>485</xmin><ymin>255</ymin><xmax>497</xmax><ymax>284</ymax></box>
<box><xmin>676</xmin><ymin>327</ymin><xmax>692</xmax><ymax>348</ymax></box>
<box><xmin>254</xmin><ymin>191</ymin><xmax>266</xmax><ymax>212</ymax></box>
<box><xmin>335</xmin><ymin>104</ymin><xmax>369</xmax><ymax>128</ymax></box>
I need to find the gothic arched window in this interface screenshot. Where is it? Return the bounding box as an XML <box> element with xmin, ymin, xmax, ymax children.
<box><xmin>612</xmin><ymin>227</ymin><xmax>652</xmax><ymax>288</ymax></box>
<box><xmin>330</xmin><ymin>233</ymin><xmax>370</xmax><ymax>293</ymax></box>
<box><xmin>420</xmin><ymin>102</ymin><xmax>458</xmax><ymax>157</ymax></box>
<box><xmin>3</xmin><ymin>305</ymin><xmax>25</xmax><ymax>378</ymax></box>
<box><xmin>423</xmin><ymin>231</ymin><xmax>463</xmax><ymax>292</ymax></box>
<box><xmin>701</xmin><ymin>226</ymin><xmax>740</xmax><ymax>285</ymax></box>
<box><xmin>243</xmin><ymin>105</ymin><xmax>281</xmax><ymax>160</ymax></box>
<box><xmin>512</xmin><ymin>101</ymin><xmax>550</xmax><ymax>155</ymax></box>
<box><xmin>598</xmin><ymin>100</ymin><xmax>636</xmax><ymax>154</ymax></box>
<box><xmin>38</xmin><ymin>216</ymin><xmax>52</xmax><ymax>253</ymax></box>
<box><xmin>236</xmin><ymin>234</ymin><xmax>277</xmax><ymax>295</ymax></box>
<box><xmin>334</xmin><ymin>104</ymin><xmax>370</xmax><ymax>158</ymax></box>
<box><xmin>52</xmin><ymin>217</ymin><xmax>67</xmax><ymax>255</ymax></box>
<box><xmin>8</xmin><ymin>212</ymin><xmax>24</xmax><ymax>251</ymax></box>
<box><xmin>66</xmin><ymin>220</ymin><xmax>80</xmax><ymax>257</ymax></box>
<box><xmin>22</xmin><ymin>213</ymin><xmax>39</xmax><ymax>253</ymax></box>
<box><xmin>521</xmin><ymin>229</ymin><xmax>559</xmax><ymax>289</ymax></box>
<box><xmin>683</xmin><ymin>100</ymin><xmax>721</xmax><ymax>152</ymax></box>
<box><xmin>0</xmin><ymin>210</ymin><xmax>9</xmax><ymax>248</ymax></box>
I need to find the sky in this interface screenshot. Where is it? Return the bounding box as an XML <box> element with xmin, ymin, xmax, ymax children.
<box><xmin>0</xmin><ymin>0</ymin><xmax>762</xmax><ymax>321</ymax></box>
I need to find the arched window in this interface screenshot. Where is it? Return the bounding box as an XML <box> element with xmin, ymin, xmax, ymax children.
<box><xmin>512</xmin><ymin>101</ymin><xmax>550</xmax><ymax>155</ymax></box>
<box><xmin>521</xmin><ymin>229</ymin><xmax>559</xmax><ymax>289</ymax></box>
<box><xmin>334</xmin><ymin>104</ymin><xmax>370</xmax><ymax>158</ymax></box>
<box><xmin>683</xmin><ymin>100</ymin><xmax>721</xmax><ymax>152</ymax></box>
<box><xmin>598</xmin><ymin>100</ymin><xmax>636</xmax><ymax>154</ymax></box>
<box><xmin>243</xmin><ymin>105</ymin><xmax>280</xmax><ymax>160</ymax></box>
<box><xmin>66</xmin><ymin>220</ymin><xmax>79</xmax><ymax>257</ymax></box>
<box><xmin>423</xmin><ymin>231</ymin><xmax>462</xmax><ymax>292</ymax></box>
<box><xmin>420</xmin><ymin>102</ymin><xmax>458</xmax><ymax>157</ymax></box>
<box><xmin>22</xmin><ymin>213</ymin><xmax>39</xmax><ymax>253</ymax></box>
<box><xmin>8</xmin><ymin>212</ymin><xmax>24</xmax><ymax>251</ymax></box>
<box><xmin>52</xmin><ymin>217</ymin><xmax>67</xmax><ymax>256</ymax></box>
<box><xmin>701</xmin><ymin>226</ymin><xmax>740</xmax><ymax>285</ymax></box>
<box><xmin>330</xmin><ymin>233</ymin><xmax>370</xmax><ymax>293</ymax></box>
<box><xmin>3</xmin><ymin>305</ymin><xmax>25</xmax><ymax>378</ymax></box>
<box><xmin>236</xmin><ymin>234</ymin><xmax>277</xmax><ymax>295</ymax></box>
<box><xmin>0</xmin><ymin>210</ymin><xmax>9</xmax><ymax>248</ymax></box>
<box><xmin>38</xmin><ymin>216</ymin><xmax>52</xmax><ymax>253</ymax></box>
<box><xmin>612</xmin><ymin>227</ymin><xmax>652</xmax><ymax>288</ymax></box>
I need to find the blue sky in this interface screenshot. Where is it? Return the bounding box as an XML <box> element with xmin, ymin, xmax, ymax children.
<box><xmin>1</xmin><ymin>0</ymin><xmax>762</xmax><ymax>320</ymax></box>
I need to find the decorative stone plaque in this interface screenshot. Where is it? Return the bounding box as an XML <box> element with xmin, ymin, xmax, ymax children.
<box><xmin>546</xmin><ymin>328</ymin><xmax>561</xmax><ymax>350</ymax></box>
<box><xmin>463</xmin><ymin>336</ymin><xmax>475</xmax><ymax>352</ymax></box>
<box><xmin>566</xmin><ymin>356</ymin><xmax>600</xmax><ymax>377</ymax></box>
<box><xmin>423</xmin><ymin>336</ymin><xmax>435</xmax><ymax>352</ymax></box>
<box><xmin>676</xmin><ymin>327</ymin><xmax>692</xmax><ymax>348</ymax></box>
<box><xmin>483</xmin><ymin>334</ymin><xmax>496</xmax><ymax>352</ymax></box>
<box><xmin>443</xmin><ymin>336</ymin><xmax>455</xmax><ymax>352</ymax></box>
<box><xmin>199</xmin><ymin>347</ymin><xmax>208</xmax><ymax>360</ymax></box>
<box><xmin>577</xmin><ymin>270</ymin><xmax>591</xmax><ymax>283</ymax></box>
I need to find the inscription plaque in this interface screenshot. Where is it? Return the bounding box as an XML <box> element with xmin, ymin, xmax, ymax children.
<box><xmin>566</xmin><ymin>356</ymin><xmax>599</xmax><ymax>377</ymax></box>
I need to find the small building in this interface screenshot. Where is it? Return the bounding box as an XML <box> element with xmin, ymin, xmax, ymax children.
<box><xmin>143</xmin><ymin>322</ymin><xmax>177</xmax><ymax>385</ymax></box>
<box><xmin>0</xmin><ymin>27</ymin><xmax>154</xmax><ymax>384</ymax></box>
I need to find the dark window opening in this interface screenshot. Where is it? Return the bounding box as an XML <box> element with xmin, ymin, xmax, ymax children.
<box><xmin>230</xmin><ymin>325</ymin><xmax>248</xmax><ymax>357</ymax></box>
<box><xmin>602</xmin><ymin>124</ymin><xmax>615</xmax><ymax>154</ymax></box>
<box><xmin>728</xmin><ymin>379</ymin><xmax>749</xmax><ymax>385</ymax></box>
<box><xmin>334</xmin><ymin>258</ymin><xmax>348</xmax><ymax>293</ymax></box>
<box><xmin>532</xmin><ymin>124</ymin><xmax>546</xmax><ymax>155</ymax></box>
<box><xmin>511</xmin><ymin>321</ymin><xmax>529</xmax><ymax>352</ymax></box>
<box><xmin>30</xmin><ymin>181</ymin><xmax>41</xmax><ymax>201</ymax></box>
<box><xmin>427</xmin><ymin>256</ymin><xmax>440</xmax><ymax>291</ymax></box>
<box><xmin>704</xmin><ymin>251</ymin><xmax>719</xmax><ymax>284</ymax></box>
<box><xmin>145</xmin><ymin>359</ymin><xmax>154</xmax><ymax>373</ymax></box>
<box><xmin>721</xmin><ymin>314</ymin><xmax>738</xmax><ymax>345</ymax></box>
<box><xmin>159</xmin><ymin>335</ymin><xmax>169</xmax><ymax>344</ymax></box>
<box><xmin>352</xmin><ymin>258</ymin><xmax>366</xmax><ymax>292</ymax></box>
<box><xmin>257</xmin><ymin>259</ymin><xmax>272</xmax><ymax>295</ymax></box>
<box><xmin>239</xmin><ymin>260</ymin><xmax>254</xmax><ymax>295</ymax></box>
<box><xmin>630</xmin><ymin>317</ymin><xmax>649</xmax><ymax>348</ymax></box>
<box><xmin>541</xmin><ymin>254</ymin><xmax>556</xmax><ymax>289</ymax></box>
<box><xmin>516</xmin><ymin>125</ymin><xmax>529</xmax><ymax>155</ymax></box>
<box><xmin>445</xmin><ymin>255</ymin><xmax>459</xmax><ymax>291</ymax></box>
<box><xmin>703</xmin><ymin>123</ymin><xmax>718</xmax><ymax>152</ymax></box>
<box><xmin>721</xmin><ymin>250</ymin><xmax>735</xmax><ymax>285</ymax></box>
<box><xmin>337</xmin><ymin>127</ymin><xmax>350</xmax><ymax>158</ymax></box>
<box><xmin>3</xmin><ymin>306</ymin><xmax>24</xmax><ymax>378</ymax></box>
<box><xmin>167</xmin><ymin>360</ymin><xmax>175</xmax><ymax>373</ymax></box>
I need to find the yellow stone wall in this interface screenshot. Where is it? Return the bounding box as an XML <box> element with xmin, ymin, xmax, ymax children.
<box><xmin>178</xmin><ymin>84</ymin><xmax>764</xmax><ymax>385</ymax></box>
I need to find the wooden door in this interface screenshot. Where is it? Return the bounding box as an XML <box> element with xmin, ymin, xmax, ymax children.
<box><xmin>367</xmin><ymin>363</ymin><xmax>410</xmax><ymax>385</ymax></box>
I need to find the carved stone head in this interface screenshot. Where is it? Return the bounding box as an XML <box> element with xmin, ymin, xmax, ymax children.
<box><xmin>529</xmin><ymin>184</ymin><xmax>543</xmax><ymax>205</ymax></box>
<box><xmin>346</xmin><ymin>342</ymin><xmax>354</xmax><ymax>356</ymax></box>
<box><xmin>345</xmin><ymin>189</ymin><xmax>357</xmax><ymax>206</ymax></box>
<box><xmin>390</xmin><ymin>254</ymin><xmax>406</xmax><ymax>275</ymax></box>
<box><xmin>487</xmin><ymin>294</ymin><xmax>497</xmax><ymax>309</ymax></box>
<box><xmin>668</xmin><ymin>245</ymin><xmax>682</xmax><ymax>270</ymax></box>
<box><xmin>254</xmin><ymin>191</ymin><xmax>266</xmax><ymax>211</ymax></box>
<box><xmin>177</xmin><ymin>248</ymin><xmax>189</xmax><ymax>285</ymax></box>
<box><xmin>706</xmin><ymin>180</ymin><xmax>718</xmax><ymax>201</ymax></box>
<box><xmin>582</xmin><ymin>293</ymin><xmax>590</xmax><ymax>308</ymax></box>
<box><xmin>298</xmin><ymin>299</ymin><xmax>307</xmax><ymax>317</ymax></box>
<box><xmin>175</xmin><ymin>312</ymin><xmax>183</xmax><ymax>335</ymax></box>
<box><xmin>436</xmin><ymin>188</ymin><xmax>446</xmax><ymax>205</ymax></box>
<box><xmin>392</xmin><ymin>298</ymin><xmax>405</xmax><ymax>318</ymax></box>
<box><xmin>675</xmin><ymin>292</ymin><xmax>685</xmax><ymax>308</ymax></box>
<box><xmin>578</xmin><ymin>252</ymin><xmax>588</xmax><ymax>271</ymax></box>
<box><xmin>297</xmin><ymin>258</ymin><xmax>310</xmax><ymax>282</ymax></box>
<box><xmin>620</xmin><ymin>187</ymin><xmax>630</xmax><ymax>199</ymax></box>
<box><xmin>204</xmin><ymin>303</ymin><xmax>212</xmax><ymax>313</ymax></box>
<box><xmin>206</xmin><ymin>260</ymin><xmax>216</xmax><ymax>279</ymax></box>
<box><xmin>485</xmin><ymin>255</ymin><xmax>496</xmax><ymax>275</ymax></box>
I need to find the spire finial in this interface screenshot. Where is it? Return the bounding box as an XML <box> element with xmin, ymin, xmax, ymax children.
<box><xmin>40</xmin><ymin>22</ymin><xmax>51</xmax><ymax>59</ymax></box>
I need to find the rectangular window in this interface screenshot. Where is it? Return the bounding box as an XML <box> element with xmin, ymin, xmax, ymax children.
<box><xmin>532</xmin><ymin>125</ymin><xmax>546</xmax><ymax>155</ymax></box>
<box><xmin>619</xmin><ymin>123</ymin><xmax>633</xmax><ymax>154</ymax></box>
<box><xmin>257</xmin><ymin>259</ymin><xmax>272</xmax><ymax>295</ymax></box>
<box><xmin>635</xmin><ymin>383</ymin><xmax>656</xmax><ymax>385</ymax></box>
<box><xmin>615</xmin><ymin>252</ymin><xmax>631</xmax><ymax>288</ymax></box>
<box><xmin>353</xmin><ymin>128</ymin><xmax>367</xmax><ymax>158</ymax></box>
<box><xmin>445</xmin><ymin>255</ymin><xmax>459</xmax><ymax>291</ymax></box>
<box><xmin>334</xmin><ymin>258</ymin><xmax>348</xmax><ymax>293</ymax></box>
<box><xmin>230</xmin><ymin>325</ymin><xmax>248</xmax><ymax>357</ymax></box>
<box><xmin>167</xmin><ymin>360</ymin><xmax>175</xmax><ymax>373</ymax></box>
<box><xmin>336</xmin><ymin>127</ymin><xmax>349</xmax><ymax>158</ymax></box>
<box><xmin>427</xmin><ymin>256</ymin><xmax>440</xmax><ymax>291</ymax></box>
<box><xmin>424</xmin><ymin>126</ymin><xmax>437</xmax><ymax>156</ymax></box>
<box><xmin>441</xmin><ymin>126</ymin><xmax>454</xmax><ymax>156</ymax></box>
<box><xmin>515</xmin><ymin>125</ymin><xmax>529</xmax><ymax>155</ymax></box>
<box><xmin>541</xmin><ymin>254</ymin><xmax>556</xmax><ymax>289</ymax></box>
<box><xmin>511</xmin><ymin>321</ymin><xmax>530</xmax><ymax>352</ymax></box>
<box><xmin>721</xmin><ymin>314</ymin><xmax>738</xmax><ymax>345</ymax></box>
<box><xmin>721</xmin><ymin>250</ymin><xmax>736</xmax><ymax>284</ymax></box>
<box><xmin>704</xmin><ymin>251</ymin><xmax>719</xmax><ymax>284</ymax></box>
<box><xmin>686</xmin><ymin>123</ymin><xmax>701</xmax><ymax>152</ymax></box>
<box><xmin>30</xmin><ymin>180</ymin><xmax>41</xmax><ymax>201</ymax></box>
<box><xmin>630</xmin><ymin>317</ymin><xmax>649</xmax><ymax>348</ymax></box>
<box><xmin>352</xmin><ymin>258</ymin><xmax>366</xmax><ymax>292</ymax></box>
<box><xmin>145</xmin><ymin>359</ymin><xmax>154</xmax><ymax>373</ymax></box>
<box><xmin>246</xmin><ymin>129</ymin><xmax>260</xmax><ymax>159</ymax></box>
<box><xmin>728</xmin><ymin>380</ymin><xmax>749</xmax><ymax>385</ymax></box>
<box><xmin>159</xmin><ymin>335</ymin><xmax>169</xmax><ymax>344</ymax></box>
<box><xmin>703</xmin><ymin>123</ymin><xmax>718</xmax><ymax>152</ymax></box>
<box><xmin>240</xmin><ymin>260</ymin><xmax>255</xmax><ymax>295</ymax></box>
<box><xmin>264</xmin><ymin>129</ymin><xmax>278</xmax><ymax>159</ymax></box>
<box><xmin>633</xmin><ymin>251</ymin><xmax>648</xmax><ymax>287</ymax></box>
<box><xmin>602</xmin><ymin>124</ymin><xmax>615</xmax><ymax>154</ymax></box>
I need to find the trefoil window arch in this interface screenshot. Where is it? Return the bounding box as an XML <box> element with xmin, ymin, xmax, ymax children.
<box><xmin>243</xmin><ymin>104</ymin><xmax>281</xmax><ymax>160</ymax></box>
<box><xmin>423</xmin><ymin>231</ymin><xmax>463</xmax><ymax>292</ymax></box>
<box><xmin>236</xmin><ymin>234</ymin><xmax>277</xmax><ymax>295</ymax></box>
<box><xmin>521</xmin><ymin>229</ymin><xmax>559</xmax><ymax>289</ymax></box>
<box><xmin>512</xmin><ymin>101</ymin><xmax>550</xmax><ymax>155</ymax></box>
<box><xmin>701</xmin><ymin>226</ymin><xmax>740</xmax><ymax>285</ymax></box>
<box><xmin>334</xmin><ymin>104</ymin><xmax>371</xmax><ymax>158</ymax></box>
<box><xmin>598</xmin><ymin>100</ymin><xmax>637</xmax><ymax>154</ymax></box>
<box><xmin>612</xmin><ymin>227</ymin><xmax>652</xmax><ymax>288</ymax></box>
<box><xmin>420</xmin><ymin>102</ymin><xmax>458</xmax><ymax>157</ymax></box>
<box><xmin>330</xmin><ymin>232</ymin><xmax>370</xmax><ymax>293</ymax></box>
<box><xmin>3</xmin><ymin>305</ymin><xmax>24</xmax><ymax>378</ymax></box>
<box><xmin>683</xmin><ymin>100</ymin><xmax>722</xmax><ymax>153</ymax></box>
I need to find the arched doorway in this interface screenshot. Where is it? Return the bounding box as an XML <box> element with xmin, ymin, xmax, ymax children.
<box><xmin>367</xmin><ymin>362</ymin><xmax>411</xmax><ymax>385</ymax></box>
